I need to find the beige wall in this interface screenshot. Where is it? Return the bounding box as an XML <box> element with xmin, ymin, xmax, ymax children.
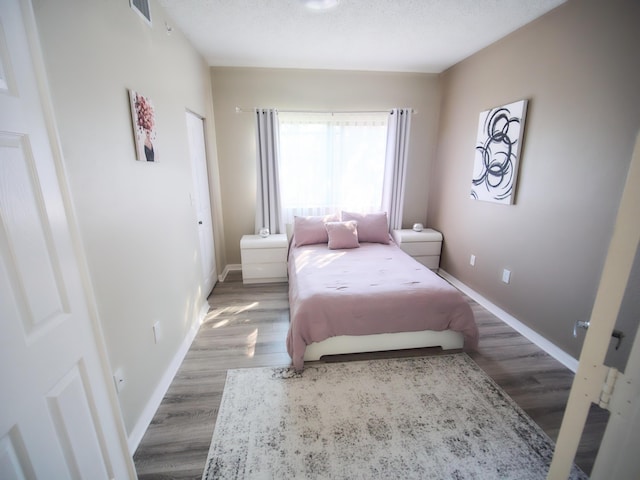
<box><xmin>33</xmin><ymin>0</ymin><xmax>221</xmax><ymax>435</ymax></box>
<box><xmin>429</xmin><ymin>0</ymin><xmax>640</xmax><ymax>362</ymax></box>
<box><xmin>211</xmin><ymin>67</ymin><xmax>441</xmax><ymax>264</ymax></box>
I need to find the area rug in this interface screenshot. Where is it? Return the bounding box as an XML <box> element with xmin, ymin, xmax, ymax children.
<box><xmin>203</xmin><ymin>354</ymin><xmax>585</xmax><ymax>479</ymax></box>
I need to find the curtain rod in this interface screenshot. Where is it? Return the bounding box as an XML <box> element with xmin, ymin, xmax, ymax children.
<box><xmin>234</xmin><ymin>107</ymin><xmax>417</xmax><ymax>115</ymax></box>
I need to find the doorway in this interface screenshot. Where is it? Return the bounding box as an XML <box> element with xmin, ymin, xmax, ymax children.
<box><xmin>186</xmin><ymin>111</ymin><xmax>216</xmax><ymax>295</ymax></box>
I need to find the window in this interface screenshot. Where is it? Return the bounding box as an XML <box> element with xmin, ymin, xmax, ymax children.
<box><xmin>278</xmin><ymin>112</ymin><xmax>388</xmax><ymax>225</ymax></box>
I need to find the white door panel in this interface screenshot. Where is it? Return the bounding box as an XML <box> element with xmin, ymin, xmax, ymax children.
<box><xmin>0</xmin><ymin>0</ymin><xmax>134</xmax><ymax>478</ymax></box>
<box><xmin>186</xmin><ymin>111</ymin><xmax>216</xmax><ymax>294</ymax></box>
<box><xmin>46</xmin><ymin>365</ymin><xmax>110</xmax><ymax>480</ymax></box>
<box><xmin>1</xmin><ymin>133</ymin><xmax>68</xmax><ymax>336</ymax></box>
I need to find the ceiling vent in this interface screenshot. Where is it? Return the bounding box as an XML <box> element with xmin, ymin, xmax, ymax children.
<box><xmin>130</xmin><ymin>0</ymin><xmax>151</xmax><ymax>25</ymax></box>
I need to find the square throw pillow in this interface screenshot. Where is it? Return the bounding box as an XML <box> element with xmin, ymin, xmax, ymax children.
<box><xmin>325</xmin><ymin>220</ymin><xmax>360</xmax><ymax>250</ymax></box>
<box><xmin>293</xmin><ymin>214</ymin><xmax>339</xmax><ymax>246</ymax></box>
<box><xmin>341</xmin><ymin>211</ymin><xmax>390</xmax><ymax>244</ymax></box>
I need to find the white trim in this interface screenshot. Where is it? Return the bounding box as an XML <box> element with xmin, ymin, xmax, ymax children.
<box><xmin>439</xmin><ymin>270</ymin><xmax>579</xmax><ymax>372</ymax></box>
<box><xmin>127</xmin><ymin>300</ymin><xmax>209</xmax><ymax>453</ymax></box>
<box><xmin>219</xmin><ymin>263</ymin><xmax>241</xmax><ymax>282</ymax></box>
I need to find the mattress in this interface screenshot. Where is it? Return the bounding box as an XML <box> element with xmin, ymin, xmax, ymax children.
<box><xmin>285</xmin><ymin>240</ymin><xmax>479</xmax><ymax>370</ymax></box>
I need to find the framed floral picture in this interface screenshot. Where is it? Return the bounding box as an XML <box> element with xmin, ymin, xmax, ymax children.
<box><xmin>129</xmin><ymin>89</ymin><xmax>157</xmax><ymax>162</ymax></box>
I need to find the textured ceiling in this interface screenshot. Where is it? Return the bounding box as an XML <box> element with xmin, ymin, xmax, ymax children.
<box><xmin>157</xmin><ymin>0</ymin><xmax>566</xmax><ymax>73</ymax></box>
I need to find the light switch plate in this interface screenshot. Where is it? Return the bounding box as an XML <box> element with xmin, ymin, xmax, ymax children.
<box><xmin>153</xmin><ymin>321</ymin><xmax>161</xmax><ymax>344</ymax></box>
<box><xmin>502</xmin><ymin>269</ymin><xmax>511</xmax><ymax>284</ymax></box>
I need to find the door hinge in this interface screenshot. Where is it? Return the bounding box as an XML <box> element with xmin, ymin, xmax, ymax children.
<box><xmin>598</xmin><ymin>366</ymin><xmax>620</xmax><ymax>410</ymax></box>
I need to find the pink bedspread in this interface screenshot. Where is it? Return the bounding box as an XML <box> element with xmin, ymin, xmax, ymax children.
<box><xmin>286</xmin><ymin>241</ymin><xmax>479</xmax><ymax>370</ymax></box>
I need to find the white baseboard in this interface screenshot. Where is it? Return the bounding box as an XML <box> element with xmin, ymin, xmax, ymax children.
<box><xmin>439</xmin><ymin>270</ymin><xmax>579</xmax><ymax>373</ymax></box>
<box><xmin>127</xmin><ymin>299</ymin><xmax>209</xmax><ymax>453</ymax></box>
<box><xmin>219</xmin><ymin>263</ymin><xmax>241</xmax><ymax>282</ymax></box>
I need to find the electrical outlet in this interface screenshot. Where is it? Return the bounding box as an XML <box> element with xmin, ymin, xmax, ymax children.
<box><xmin>501</xmin><ymin>269</ymin><xmax>511</xmax><ymax>284</ymax></box>
<box><xmin>470</xmin><ymin>254</ymin><xmax>476</xmax><ymax>266</ymax></box>
<box><xmin>113</xmin><ymin>369</ymin><xmax>125</xmax><ymax>393</ymax></box>
<box><xmin>153</xmin><ymin>321</ymin><xmax>161</xmax><ymax>344</ymax></box>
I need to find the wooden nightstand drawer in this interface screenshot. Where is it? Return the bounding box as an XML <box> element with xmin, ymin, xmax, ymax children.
<box><xmin>391</xmin><ymin>228</ymin><xmax>443</xmax><ymax>271</ymax></box>
<box><xmin>241</xmin><ymin>247</ymin><xmax>287</xmax><ymax>264</ymax></box>
<box><xmin>414</xmin><ymin>255</ymin><xmax>441</xmax><ymax>270</ymax></box>
<box><xmin>399</xmin><ymin>241</ymin><xmax>442</xmax><ymax>257</ymax></box>
<box><xmin>240</xmin><ymin>234</ymin><xmax>288</xmax><ymax>284</ymax></box>
<box><xmin>392</xmin><ymin>229</ymin><xmax>442</xmax><ymax>243</ymax></box>
<box><xmin>242</xmin><ymin>263</ymin><xmax>288</xmax><ymax>283</ymax></box>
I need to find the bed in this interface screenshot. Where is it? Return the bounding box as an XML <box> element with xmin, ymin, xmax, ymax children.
<box><xmin>285</xmin><ymin>212</ymin><xmax>479</xmax><ymax>371</ymax></box>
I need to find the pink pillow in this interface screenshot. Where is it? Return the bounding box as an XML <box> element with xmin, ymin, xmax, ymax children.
<box><xmin>341</xmin><ymin>211</ymin><xmax>390</xmax><ymax>244</ymax></box>
<box><xmin>325</xmin><ymin>221</ymin><xmax>360</xmax><ymax>250</ymax></box>
<box><xmin>293</xmin><ymin>214</ymin><xmax>339</xmax><ymax>246</ymax></box>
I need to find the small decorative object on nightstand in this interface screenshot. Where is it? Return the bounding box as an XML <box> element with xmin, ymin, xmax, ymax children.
<box><xmin>412</xmin><ymin>223</ymin><xmax>424</xmax><ymax>232</ymax></box>
<box><xmin>240</xmin><ymin>234</ymin><xmax>288</xmax><ymax>284</ymax></box>
<box><xmin>391</xmin><ymin>228</ymin><xmax>443</xmax><ymax>270</ymax></box>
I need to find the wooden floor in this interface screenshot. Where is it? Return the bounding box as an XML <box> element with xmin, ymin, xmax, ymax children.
<box><xmin>134</xmin><ymin>271</ymin><xmax>607</xmax><ymax>479</ymax></box>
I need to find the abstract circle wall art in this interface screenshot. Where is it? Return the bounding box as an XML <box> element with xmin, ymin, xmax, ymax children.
<box><xmin>471</xmin><ymin>99</ymin><xmax>528</xmax><ymax>204</ymax></box>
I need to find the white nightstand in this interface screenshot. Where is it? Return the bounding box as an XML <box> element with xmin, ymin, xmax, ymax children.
<box><xmin>240</xmin><ymin>234</ymin><xmax>288</xmax><ymax>284</ymax></box>
<box><xmin>391</xmin><ymin>228</ymin><xmax>443</xmax><ymax>270</ymax></box>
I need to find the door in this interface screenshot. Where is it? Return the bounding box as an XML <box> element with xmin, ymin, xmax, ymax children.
<box><xmin>186</xmin><ymin>110</ymin><xmax>216</xmax><ymax>295</ymax></box>
<box><xmin>590</xmin><ymin>320</ymin><xmax>640</xmax><ymax>478</ymax></box>
<box><xmin>0</xmin><ymin>0</ymin><xmax>134</xmax><ymax>478</ymax></box>
<box><xmin>548</xmin><ymin>131</ymin><xmax>640</xmax><ymax>478</ymax></box>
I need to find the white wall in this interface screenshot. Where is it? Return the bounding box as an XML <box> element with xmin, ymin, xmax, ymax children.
<box><xmin>33</xmin><ymin>0</ymin><xmax>222</xmax><ymax>437</ymax></box>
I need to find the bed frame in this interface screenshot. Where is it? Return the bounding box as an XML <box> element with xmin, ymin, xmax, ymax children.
<box><xmin>303</xmin><ymin>329</ymin><xmax>464</xmax><ymax>361</ymax></box>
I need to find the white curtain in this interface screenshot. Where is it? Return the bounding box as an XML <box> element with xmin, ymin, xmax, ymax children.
<box><xmin>255</xmin><ymin>109</ymin><xmax>284</xmax><ymax>235</ymax></box>
<box><xmin>278</xmin><ymin>112</ymin><xmax>388</xmax><ymax>226</ymax></box>
<box><xmin>383</xmin><ymin>108</ymin><xmax>413</xmax><ymax>231</ymax></box>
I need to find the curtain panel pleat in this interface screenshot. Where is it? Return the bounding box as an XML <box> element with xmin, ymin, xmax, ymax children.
<box><xmin>383</xmin><ymin>108</ymin><xmax>413</xmax><ymax>231</ymax></box>
<box><xmin>255</xmin><ymin>109</ymin><xmax>284</xmax><ymax>235</ymax></box>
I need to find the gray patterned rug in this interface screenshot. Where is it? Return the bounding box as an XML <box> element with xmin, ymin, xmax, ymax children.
<box><xmin>203</xmin><ymin>354</ymin><xmax>585</xmax><ymax>479</ymax></box>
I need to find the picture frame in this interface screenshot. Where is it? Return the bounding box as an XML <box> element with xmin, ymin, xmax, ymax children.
<box><xmin>129</xmin><ymin>89</ymin><xmax>157</xmax><ymax>162</ymax></box>
<box><xmin>471</xmin><ymin>99</ymin><xmax>528</xmax><ymax>204</ymax></box>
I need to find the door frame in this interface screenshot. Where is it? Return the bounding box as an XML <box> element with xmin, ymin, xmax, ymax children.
<box><xmin>548</xmin><ymin>131</ymin><xmax>640</xmax><ymax>477</ymax></box>
<box><xmin>186</xmin><ymin>109</ymin><xmax>217</xmax><ymax>295</ymax></box>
